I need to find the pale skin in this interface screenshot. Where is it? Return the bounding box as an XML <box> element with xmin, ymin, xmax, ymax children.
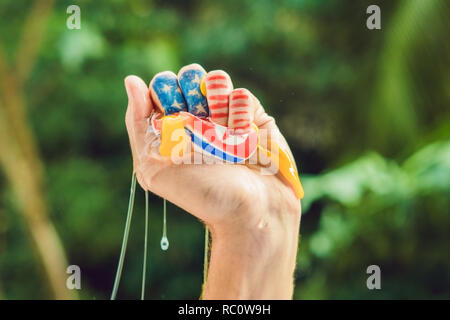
<box><xmin>124</xmin><ymin>64</ymin><xmax>301</xmax><ymax>299</ymax></box>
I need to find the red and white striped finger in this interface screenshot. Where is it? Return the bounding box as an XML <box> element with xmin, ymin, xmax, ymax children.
<box><xmin>228</xmin><ymin>88</ymin><xmax>254</xmax><ymax>133</ymax></box>
<box><xmin>205</xmin><ymin>70</ymin><xmax>233</xmax><ymax>126</ymax></box>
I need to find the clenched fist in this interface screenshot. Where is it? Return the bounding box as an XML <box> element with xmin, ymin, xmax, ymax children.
<box><xmin>125</xmin><ymin>63</ymin><xmax>301</xmax><ymax>299</ymax></box>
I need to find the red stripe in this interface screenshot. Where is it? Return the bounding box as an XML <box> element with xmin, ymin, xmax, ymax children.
<box><xmin>233</xmin><ymin>125</ymin><xmax>251</xmax><ymax>130</ymax></box>
<box><xmin>208</xmin><ymin>95</ymin><xmax>229</xmax><ymax>100</ymax></box>
<box><xmin>232</xmin><ymin>95</ymin><xmax>248</xmax><ymax>100</ymax></box>
<box><xmin>211</xmin><ymin>113</ymin><xmax>228</xmax><ymax>118</ymax></box>
<box><xmin>207</xmin><ymin>84</ymin><xmax>228</xmax><ymax>89</ymax></box>
<box><xmin>233</xmin><ymin>119</ymin><xmax>248</xmax><ymax>124</ymax></box>
<box><xmin>230</xmin><ymin>103</ymin><xmax>248</xmax><ymax>108</ymax></box>
<box><xmin>207</xmin><ymin>75</ymin><xmax>227</xmax><ymax>81</ymax></box>
<box><xmin>209</xmin><ymin>103</ymin><xmax>228</xmax><ymax>109</ymax></box>
<box><xmin>231</xmin><ymin>111</ymin><xmax>248</xmax><ymax>115</ymax></box>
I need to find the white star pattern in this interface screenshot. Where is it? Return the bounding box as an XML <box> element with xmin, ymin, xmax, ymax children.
<box><xmin>188</xmin><ymin>89</ymin><xmax>201</xmax><ymax>97</ymax></box>
<box><xmin>172</xmin><ymin>100</ymin><xmax>183</xmax><ymax>110</ymax></box>
<box><xmin>194</xmin><ymin>104</ymin><xmax>207</xmax><ymax>115</ymax></box>
<box><xmin>192</xmin><ymin>74</ymin><xmax>201</xmax><ymax>84</ymax></box>
<box><xmin>161</xmin><ymin>84</ymin><xmax>172</xmax><ymax>93</ymax></box>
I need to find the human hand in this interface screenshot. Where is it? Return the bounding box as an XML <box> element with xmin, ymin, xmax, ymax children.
<box><xmin>125</xmin><ymin>63</ymin><xmax>301</xmax><ymax>299</ymax></box>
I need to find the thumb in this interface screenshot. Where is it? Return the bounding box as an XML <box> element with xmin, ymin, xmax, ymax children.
<box><xmin>124</xmin><ymin>75</ymin><xmax>154</xmax><ymax>162</ymax></box>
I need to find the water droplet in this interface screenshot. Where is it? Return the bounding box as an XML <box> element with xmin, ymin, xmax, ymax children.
<box><xmin>160</xmin><ymin>236</ymin><xmax>169</xmax><ymax>251</ymax></box>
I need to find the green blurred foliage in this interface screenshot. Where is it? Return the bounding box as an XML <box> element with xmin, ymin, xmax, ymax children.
<box><xmin>0</xmin><ymin>0</ymin><xmax>449</xmax><ymax>299</ymax></box>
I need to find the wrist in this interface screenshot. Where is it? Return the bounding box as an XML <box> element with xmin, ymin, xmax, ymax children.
<box><xmin>203</xmin><ymin>207</ymin><xmax>301</xmax><ymax>299</ymax></box>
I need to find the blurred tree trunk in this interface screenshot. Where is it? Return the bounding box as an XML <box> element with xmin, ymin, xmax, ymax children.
<box><xmin>0</xmin><ymin>0</ymin><xmax>76</xmax><ymax>299</ymax></box>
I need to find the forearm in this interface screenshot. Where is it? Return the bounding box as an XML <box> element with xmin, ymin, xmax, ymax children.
<box><xmin>202</xmin><ymin>212</ymin><xmax>301</xmax><ymax>300</ymax></box>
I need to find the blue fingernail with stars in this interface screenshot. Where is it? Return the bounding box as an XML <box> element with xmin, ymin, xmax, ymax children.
<box><xmin>152</xmin><ymin>73</ymin><xmax>187</xmax><ymax>115</ymax></box>
<box><xmin>178</xmin><ymin>68</ymin><xmax>209</xmax><ymax>117</ymax></box>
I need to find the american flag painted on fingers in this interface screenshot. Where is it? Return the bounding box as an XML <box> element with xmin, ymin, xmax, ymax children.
<box><xmin>205</xmin><ymin>72</ymin><xmax>233</xmax><ymax>126</ymax></box>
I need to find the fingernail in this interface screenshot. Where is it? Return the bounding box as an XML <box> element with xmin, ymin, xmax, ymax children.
<box><xmin>124</xmin><ymin>77</ymin><xmax>134</xmax><ymax>105</ymax></box>
<box><xmin>178</xmin><ymin>67</ymin><xmax>209</xmax><ymax>117</ymax></box>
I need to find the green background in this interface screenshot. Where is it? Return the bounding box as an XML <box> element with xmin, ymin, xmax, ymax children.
<box><xmin>0</xmin><ymin>0</ymin><xmax>449</xmax><ymax>299</ymax></box>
